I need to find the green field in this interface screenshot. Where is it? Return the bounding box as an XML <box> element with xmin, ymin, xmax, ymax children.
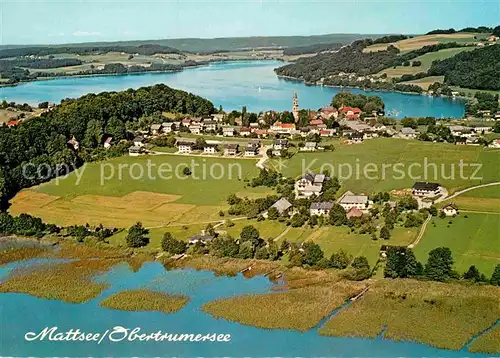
<box><xmin>268</xmin><ymin>138</ymin><xmax>500</xmax><ymax>194</ymax></box>
<box><xmin>380</xmin><ymin>47</ymin><xmax>475</xmax><ymax>79</ymax></box>
<box><xmin>9</xmin><ymin>155</ymin><xmax>270</xmax><ymax>227</ymax></box>
<box><xmin>414</xmin><ymin>213</ymin><xmax>500</xmax><ymax>275</ymax></box>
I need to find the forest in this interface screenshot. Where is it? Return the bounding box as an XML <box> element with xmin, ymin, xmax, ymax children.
<box><xmin>275</xmin><ymin>40</ymin><xmax>401</xmax><ymax>82</ymax></box>
<box><xmin>428</xmin><ymin>44</ymin><xmax>500</xmax><ymax>90</ymax></box>
<box><xmin>274</xmin><ymin>37</ymin><xmax>470</xmax><ymax>84</ymax></box>
<box><xmin>0</xmin><ymin>84</ymin><xmax>215</xmax><ymax>208</ymax></box>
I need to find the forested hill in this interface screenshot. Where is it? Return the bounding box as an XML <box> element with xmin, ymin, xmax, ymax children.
<box><xmin>0</xmin><ymin>33</ymin><xmax>386</xmax><ymax>54</ymax></box>
<box><xmin>428</xmin><ymin>44</ymin><xmax>500</xmax><ymax>90</ymax></box>
<box><xmin>0</xmin><ymin>84</ymin><xmax>214</xmax><ymax>208</ymax></box>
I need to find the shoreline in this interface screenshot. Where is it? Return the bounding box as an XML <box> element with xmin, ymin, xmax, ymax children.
<box><xmin>0</xmin><ymin>58</ymin><xmax>285</xmax><ymax>90</ymax></box>
<box><xmin>1</xmin><ymin>240</ymin><xmax>499</xmax><ymax>354</ymax></box>
<box><xmin>275</xmin><ymin>73</ymin><xmax>471</xmax><ymax>102</ymax></box>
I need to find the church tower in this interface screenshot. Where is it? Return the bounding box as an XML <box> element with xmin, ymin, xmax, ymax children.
<box><xmin>292</xmin><ymin>92</ymin><xmax>299</xmax><ymax>122</ymax></box>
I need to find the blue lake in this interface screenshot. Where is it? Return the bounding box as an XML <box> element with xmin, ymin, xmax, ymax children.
<box><xmin>0</xmin><ymin>260</ymin><xmax>491</xmax><ymax>357</ymax></box>
<box><xmin>0</xmin><ymin>61</ymin><xmax>465</xmax><ymax>119</ymax></box>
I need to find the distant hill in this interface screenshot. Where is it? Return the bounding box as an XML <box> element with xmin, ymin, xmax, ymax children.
<box><xmin>0</xmin><ymin>33</ymin><xmax>389</xmax><ymax>54</ymax></box>
<box><xmin>428</xmin><ymin>44</ymin><xmax>500</xmax><ymax>90</ymax></box>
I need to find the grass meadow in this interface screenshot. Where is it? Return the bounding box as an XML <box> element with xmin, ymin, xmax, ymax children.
<box><xmin>379</xmin><ymin>47</ymin><xmax>475</xmax><ymax>79</ymax></box>
<box><xmin>414</xmin><ymin>213</ymin><xmax>500</xmax><ymax>276</ymax></box>
<box><xmin>269</xmin><ymin>138</ymin><xmax>500</xmax><ymax>194</ymax></box>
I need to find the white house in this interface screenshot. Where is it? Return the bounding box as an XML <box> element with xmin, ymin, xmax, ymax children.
<box><xmin>244</xmin><ymin>143</ymin><xmax>259</xmax><ymax>156</ymax></box>
<box><xmin>133</xmin><ymin>136</ymin><xmax>145</xmax><ymax>147</ymax></box>
<box><xmin>162</xmin><ymin>122</ymin><xmax>174</xmax><ymax>133</ymax></box>
<box><xmin>301</xmin><ymin>142</ymin><xmax>318</xmax><ymax>152</ymax></box>
<box><xmin>295</xmin><ymin>173</ymin><xmax>326</xmax><ymax>198</ymax></box>
<box><xmin>177</xmin><ymin>140</ymin><xmax>195</xmax><ymax>154</ymax></box>
<box><xmin>103</xmin><ymin>137</ymin><xmax>112</xmax><ymax>149</ymax></box>
<box><xmin>189</xmin><ymin>124</ymin><xmax>202</xmax><ymax>135</ymax></box>
<box><xmin>310</xmin><ymin>201</ymin><xmax>334</xmax><ymax>216</ymax></box>
<box><xmin>150</xmin><ymin>123</ymin><xmax>163</xmax><ymax>135</ymax></box>
<box><xmin>412</xmin><ymin>182</ymin><xmax>441</xmax><ymax>197</ymax></box>
<box><xmin>338</xmin><ymin>191</ymin><xmax>371</xmax><ymax>212</ymax></box>
<box><xmin>203</xmin><ymin>144</ymin><xmax>218</xmax><ymax>154</ymax></box>
<box><xmin>442</xmin><ymin>204</ymin><xmax>458</xmax><ymax>217</ymax></box>
<box><xmin>400</xmin><ymin>127</ymin><xmax>417</xmax><ymax>139</ymax></box>
<box><xmin>222</xmin><ymin>126</ymin><xmax>235</xmax><ymax>137</ymax></box>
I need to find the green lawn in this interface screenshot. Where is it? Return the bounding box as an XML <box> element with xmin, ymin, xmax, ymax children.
<box><xmin>269</xmin><ymin>138</ymin><xmax>500</xmax><ymax>194</ymax></box>
<box><xmin>414</xmin><ymin>213</ymin><xmax>500</xmax><ymax>276</ymax></box>
<box><xmin>35</xmin><ymin>154</ymin><xmax>261</xmax><ymax>205</ymax></box>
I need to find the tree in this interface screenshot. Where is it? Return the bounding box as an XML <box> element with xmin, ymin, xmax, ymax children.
<box><xmin>267</xmin><ymin>206</ymin><xmax>279</xmax><ymax>220</ymax></box>
<box><xmin>161</xmin><ymin>232</ymin><xmax>187</xmax><ymax>254</ymax></box>
<box><xmin>204</xmin><ymin>223</ymin><xmax>216</xmax><ymax>236</ymax></box>
<box><xmin>105</xmin><ymin>116</ymin><xmax>126</xmax><ymax>141</ymax></box>
<box><xmin>240</xmin><ymin>225</ymin><xmax>260</xmax><ymax>246</ymax></box>
<box><xmin>380</xmin><ymin>226</ymin><xmax>391</xmax><ymax>240</ymax></box>
<box><xmin>463</xmin><ymin>265</ymin><xmax>484</xmax><ymax>282</ymax></box>
<box><xmin>126</xmin><ymin>222</ymin><xmax>149</xmax><ymax>248</ymax></box>
<box><xmin>83</xmin><ymin>119</ymin><xmax>104</xmax><ymax>148</ymax></box>
<box><xmin>237</xmin><ymin>241</ymin><xmax>254</xmax><ymax>259</ymax></box>
<box><xmin>302</xmin><ymin>242</ymin><xmax>324</xmax><ymax>266</ymax></box>
<box><xmin>329</xmin><ymin>203</ymin><xmax>347</xmax><ymax>226</ymax></box>
<box><xmin>424</xmin><ymin>247</ymin><xmax>454</xmax><ymax>281</ymax></box>
<box><xmin>384</xmin><ymin>247</ymin><xmax>421</xmax><ymax>278</ymax></box>
<box><xmin>351</xmin><ymin>256</ymin><xmax>370</xmax><ymax>270</ymax></box>
<box><xmin>490</xmin><ymin>264</ymin><xmax>500</xmax><ymax>286</ymax></box>
<box><xmin>210</xmin><ymin>236</ymin><xmax>239</xmax><ymax>258</ymax></box>
<box><xmin>330</xmin><ymin>249</ymin><xmax>352</xmax><ymax>269</ymax></box>
<box><xmin>183</xmin><ymin>167</ymin><xmax>192</xmax><ymax>176</ymax></box>
<box><xmin>255</xmin><ymin>246</ymin><xmax>269</xmax><ymax>260</ymax></box>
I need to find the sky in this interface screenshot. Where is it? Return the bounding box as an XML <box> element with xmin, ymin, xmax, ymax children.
<box><xmin>1</xmin><ymin>0</ymin><xmax>499</xmax><ymax>45</ymax></box>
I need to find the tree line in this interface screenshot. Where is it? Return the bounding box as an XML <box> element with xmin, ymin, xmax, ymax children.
<box><xmin>384</xmin><ymin>245</ymin><xmax>500</xmax><ymax>286</ymax></box>
<box><xmin>0</xmin><ymin>44</ymin><xmax>181</xmax><ymax>60</ymax></box>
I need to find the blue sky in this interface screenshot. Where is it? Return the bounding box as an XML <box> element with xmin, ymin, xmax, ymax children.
<box><xmin>1</xmin><ymin>0</ymin><xmax>499</xmax><ymax>45</ymax></box>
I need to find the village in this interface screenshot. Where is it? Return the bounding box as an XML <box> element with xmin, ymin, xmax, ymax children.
<box><xmin>116</xmin><ymin>92</ymin><xmax>500</xmax><ymax>159</ymax></box>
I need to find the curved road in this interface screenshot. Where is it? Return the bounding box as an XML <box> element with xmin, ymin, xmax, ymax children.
<box><xmin>410</xmin><ymin>181</ymin><xmax>500</xmax><ymax>248</ymax></box>
<box><xmin>435</xmin><ymin>181</ymin><xmax>500</xmax><ymax>203</ymax></box>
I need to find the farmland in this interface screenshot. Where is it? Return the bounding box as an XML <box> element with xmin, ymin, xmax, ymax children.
<box><xmin>9</xmin><ymin>155</ymin><xmax>265</xmax><ymax>227</ymax></box>
<box><xmin>268</xmin><ymin>138</ymin><xmax>500</xmax><ymax>194</ymax></box>
<box><xmin>379</xmin><ymin>47</ymin><xmax>475</xmax><ymax>79</ymax></box>
<box><xmin>414</xmin><ymin>213</ymin><xmax>500</xmax><ymax>276</ymax></box>
<box><xmin>364</xmin><ymin>33</ymin><xmax>480</xmax><ymax>53</ymax></box>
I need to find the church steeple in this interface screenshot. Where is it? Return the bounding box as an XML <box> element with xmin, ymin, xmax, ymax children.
<box><xmin>292</xmin><ymin>92</ymin><xmax>299</xmax><ymax>122</ymax></box>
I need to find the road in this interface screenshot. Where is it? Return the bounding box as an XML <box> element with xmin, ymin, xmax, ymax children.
<box><xmin>435</xmin><ymin>181</ymin><xmax>500</xmax><ymax>203</ymax></box>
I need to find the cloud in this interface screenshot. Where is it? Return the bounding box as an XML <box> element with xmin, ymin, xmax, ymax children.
<box><xmin>122</xmin><ymin>31</ymin><xmax>136</xmax><ymax>36</ymax></box>
<box><xmin>72</xmin><ymin>31</ymin><xmax>101</xmax><ymax>37</ymax></box>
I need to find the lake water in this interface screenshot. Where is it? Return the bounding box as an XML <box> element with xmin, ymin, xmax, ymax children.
<box><xmin>0</xmin><ymin>61</ymin><xmax>465</xmax><ymax>119</ymax></box>
<box><xmin>0</xmin><ymin>259</ymin><xmax>490</xmax><ymax>357</ymax></box>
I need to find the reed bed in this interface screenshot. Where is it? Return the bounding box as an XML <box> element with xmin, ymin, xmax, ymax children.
<box><xmin>0</xmin><ymin>259</ymin><xmax>118</xmax><ymax>303</ymax></box>
<box><xmin>319</xmin><ymin>279</ymin><xmax>500</xmax><ymax>351</ymax></box>
<box><xmin>202</xmin><ymin>281</ymin><xmax>364</xmax><ymax>331</ymax></box>
<box><xmin>469</xmin><ymin>325</ymin><xmax>500</xmax><ymax>354</ymax></box>
<box><xmin>100</xmin><ymin>289</ymin><xmax>189</xmax><ymax>314</ymax></box>
<box><xmin>0</xmin><ymin>247</ymin><xmax>48</xmax><ymax>266</ymax></box>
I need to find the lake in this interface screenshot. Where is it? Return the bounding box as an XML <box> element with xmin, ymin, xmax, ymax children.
<box><xmin>0</xmin><ymin>259</ymin><xmax>491</xmax><ymax>357</ymax></box>
<box><xmin>0</xmin><ymin>61</ymin><xmax>465</xmax><ymax>119</ymax></box>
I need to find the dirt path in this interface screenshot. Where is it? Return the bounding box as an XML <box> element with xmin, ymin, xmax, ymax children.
<box><xmin>273</xmin><ymin>226</ymin><xmax>291</xmax><ymax>242</ymax></box>
<box><xmin>146</xmin><ymin>216</ymin><xmax>248</xmax><ymax>230</ymax></box>
<box><xmin>407</xmin><ymin>214</ymin><xmax>432</xmax><ymax>249</ymax></box>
